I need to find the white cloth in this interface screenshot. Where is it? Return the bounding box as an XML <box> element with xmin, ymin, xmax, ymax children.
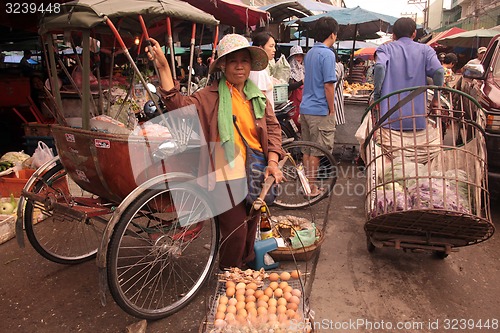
<box><xmin>249</xmin><ymin>67</ymin><xmax>274</xmax><ymax>109</ymax></box>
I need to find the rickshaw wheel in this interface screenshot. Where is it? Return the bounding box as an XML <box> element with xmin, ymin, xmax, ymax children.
<box><xmin>273</xmin><ymin>141</ymin><xmax>338</xmax><ymax>209</ymax></box>
<box><xmin>107</xmin><ymin>181</ymin><xmax>219</xmax><ymax>320</ymax></box>
<box><xmin>24</xmin><ymin>160</ymin><xmax>105</xmax><ymax>264</ymax></box>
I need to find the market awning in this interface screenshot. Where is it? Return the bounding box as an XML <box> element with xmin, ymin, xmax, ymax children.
<box><xmin>439</xmin><ymin>28</ymin><xmax>500</xmax><ymax>48</ymax></box>
<box><xmin>259</xmin><ymin>1</ymin><xmax>314</xmax><ymax>22</ymax></box>
<box><xmin>39</xmin><ymin>0</ymin><xmax>219</xmax><ymax>34</ymax></box>
<box><xmin>290</xmin><ymin>6</ymin><xmax>399</xmax><ymax>40</ymax></box>
<box><xmin>182</xmin><ymin>0</ymin><xmax>269</xmax><ymax>29</ymax></box>
<box><xmin>425</xmin><ymin>27</ymin><xmax>466</xmax><ymax>47</ymax></box>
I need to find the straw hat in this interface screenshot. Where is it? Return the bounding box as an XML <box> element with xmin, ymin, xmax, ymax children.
<box><xmin>208</xmin><ymin>34</ymin><xmax>268</xmax><ymax>74</ymax></box>
<box><xmin>287</xmin><ymin>45</ymin><xmax>304</xmax><ymax>60</ymax></box>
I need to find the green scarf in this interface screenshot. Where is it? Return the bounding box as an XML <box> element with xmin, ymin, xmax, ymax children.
<box><xmin>218</xmin><ymin>76</ymin><xmax>267</xmax><ymax>167</ymax></box>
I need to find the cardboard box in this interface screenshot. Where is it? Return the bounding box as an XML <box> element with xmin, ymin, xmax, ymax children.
<box><xmin>0</xmin><ymin>169</ymin><xmax>35</xmax><ymax>197</ymax></box>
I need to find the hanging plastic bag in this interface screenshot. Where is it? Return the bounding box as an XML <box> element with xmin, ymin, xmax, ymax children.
<box><xmin>32</xmin><ymin>141</ymin><xmax>54</xmax><ymax>168</ymax></box>
<box><xmin>269</xmin><ymin>55</ymin><xmax>291</xmax><ymax>83</ymax></box>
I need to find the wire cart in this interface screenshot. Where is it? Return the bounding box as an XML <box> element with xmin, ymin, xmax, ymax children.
<box><xmin>361</xmin><ymin>86</ymin><xmax>494</xmax><ymax>258</ymax></box>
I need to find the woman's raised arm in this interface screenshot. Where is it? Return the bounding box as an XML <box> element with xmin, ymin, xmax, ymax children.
<box><xmin>146</xmin><ymin>38</ymin><xmax>175</xmax><ymax>91</ymax></box>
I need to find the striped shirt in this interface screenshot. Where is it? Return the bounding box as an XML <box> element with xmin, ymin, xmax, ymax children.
<box><xmin>335</xmin><ymin>62</ymin><xmax>346</xmax><ymax>125</ymax></box>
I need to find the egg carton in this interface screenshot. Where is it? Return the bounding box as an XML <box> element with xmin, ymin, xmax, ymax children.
<box><xmin>202</xmin><ymin>272</ymin><xmax>311</xmax><ymax>333</ymax></box>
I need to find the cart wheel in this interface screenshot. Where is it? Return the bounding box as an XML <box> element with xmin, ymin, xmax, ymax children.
<box><xmin>367</xmin><ymin>236</ymin><xmax>376</xmax><ymax>253</ymax></box>
<box><xmin>433</xmin><ymin>251</ymin><xmax>449</xmax><ymax>259</ymax></box>
<box><xmin>273</xmin><ymin>141</ymin><xmax>338</xmax><ymax>209</ymax></box>
<box><xmin>107</xmin><ymin>181</ymin><xmax>219</xmax><ymax>320</ymax></box>
<box><xmin>24</xmin><ymin>160</ymin><xmax>105</xmax><ymax>264</ymax></box>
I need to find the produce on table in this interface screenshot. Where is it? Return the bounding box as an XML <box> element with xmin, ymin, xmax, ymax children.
<box><xmin>0</xmin><ymin>194</ymin><xmax>17</xmax><ymax>215</ymax></box>
<box><xmin>1</xmin><ymin>151</ymin><xmax>30</xmax><ymax>166</ymax></box>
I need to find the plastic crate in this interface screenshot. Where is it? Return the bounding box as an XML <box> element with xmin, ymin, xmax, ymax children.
<box><xmin>273</xmin><ymin>84</ymin><xmax>288</xmax><ymax>104</ymax></box>
<box><xmin>0</xmin><ymin>169</ymin><xmax>35</xmax><ymax>197</ymax></box>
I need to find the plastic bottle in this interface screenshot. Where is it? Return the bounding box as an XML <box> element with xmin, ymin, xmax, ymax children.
<box><xmin>259</xmin><ymin>206</ymin><xmax>273</xmax><ymax>240</ymax></box>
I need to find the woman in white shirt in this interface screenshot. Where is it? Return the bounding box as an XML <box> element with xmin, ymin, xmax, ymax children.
<box><xmin>249</xmin><ymin>31</ymin><xmax>277</xmax><ymax>109</ymax></box>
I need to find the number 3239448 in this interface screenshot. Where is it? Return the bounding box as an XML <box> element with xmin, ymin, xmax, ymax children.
<box><xmin>443</xmin><ymin>318</ymin><xmax>498</xmax><ymax>330</ymax></box>
<box><xmin>5</xmin><ymin>3</ymin><xmax>61</xmax><ymax>14</ymax></box>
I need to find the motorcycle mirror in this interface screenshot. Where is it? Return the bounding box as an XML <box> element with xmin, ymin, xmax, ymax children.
<box><xmin>146</xmin><ymin>83</ymin><xmax>157</xmax><ymax>94</ymax></box>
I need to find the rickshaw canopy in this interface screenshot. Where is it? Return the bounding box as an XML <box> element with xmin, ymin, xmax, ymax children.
<box><xmin>39</xmin><ymin>0</ymin><xmax>219</xmax><ymax>34</ymax></box>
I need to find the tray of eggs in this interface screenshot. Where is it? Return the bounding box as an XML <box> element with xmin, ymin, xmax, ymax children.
<box><xmin>205</xmin><ymin>270</ymin><xmax>311</xmax><ymax>333</ymax></box>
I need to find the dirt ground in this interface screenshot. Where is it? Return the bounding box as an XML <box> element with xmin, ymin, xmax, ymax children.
<box><xmin>1</xmin><ymin>101</ymin><xmax>499</xmax><ymax>333</ymax></box>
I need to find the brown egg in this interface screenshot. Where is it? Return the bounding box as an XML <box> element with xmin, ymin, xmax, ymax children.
<box><xmin>287</xmin><ymin>302</ymin><xmax>298</xmax><ymax>311</ymax></box>
<box><xmin>226</xmin><ymin>287</ymin><xmax>235</xmax><ymax>297</ymax></box>
<box><xmin>254</xmin><ymin>290</ymin><xmax>264</xmax><ymax>299</ymax></box>
<box><xmin>267</xmin><ymin>305</ymin><xmax>277</xmax><ymax>314</ymax></box>
<box><xmin>276</xmin><ymin>304</ymin><xmax>287</xmax><ymax>314</ymax></box>
<box><xmin>289</xmin><ymin>295</ymin><xmax>300</xmax><ymax>305</ymax></box>
<box><xmin>235</xmin><ymin>282</ymin><xmax>246</xmax><ymax>290</ymax></box>
<box><xmin>235</xmin><ymin>293</ymin><xmax>246</xmax><ymax>302</ymax></box>
<box><xmin>258</xmin><ymin>294</ymin><xmax>269</xmax><ymax>303</ymax></box>
<box><xmin>279</xmin><ymin>281</ymin><xmax>289</xmax><ymax>290</ymax></box>
<box><xmin>257</xmin><ymin>299</ymin><xmax>269</xmax><ymax>308</ymax></box>
<box><xmin>245</xmin><ymin>288</ymin><xmax>255</xmax><ymax>296</ymax></box>
<box><xmin>268</xmin><ymin>297</ymin><xmax>277</xmax><ymax>307</ymax></box>
<box><xmin>277</xmin><ymin>297</ymin><xmax>287</xmax><ymax>307</ymax></box>
<box><xmin>290</xmin><ymin>269</ymin><xmax>301</xmax><ymax>279</ymax></box>
<box><xmin>215</xmin><ymin>311</ymin><xmax>225</xmax><ymax>320</ymax></box>
<box><xmin>286</xmin><ymin>309</ymin><xmax>296</xmax><ymax>318</ymax></box>
<box><xmin>224</xmin><ymin>312</ymin><xmax>236</xmax><ymax>322</ymax></box>
<box><xmin>226</xmin><ymin>304</ymin><xmax>237</xmax><ymax>314</ymax></box>
<box><xmin>269</xmin><ymin>281</ymin><xmax>279</xmax><ymax>291</ymax></box>
<box><xmin>227</xmin><ymin>297</ymin><xmax>238</xmax><ymax>306</ymax></box>
<box><xmin>217</xmin><ymin>303</ymin><xmax>227</xmax><ymax>313</ymax></box>
<box><xmin>245</xmin><ymin>295</ymin><xmax>256</xmax><ymax>303</ymax></box>
<box><xmin>274</xmin><ymin>288</ymin><xmax>283</xmax><ymax>298</ymax></box>
<box><xmin>268</xmin><ymin>272</ymin><xmax>280</xmax><ymax>281</ymax></box>
<box><xmin>264</xmin><ymin>287</ymin><xmax>274</xmax><ymax>298</ymax></box>
<box><xmin>219</xmin><ymin>295</ymin><xmax>229</xmax><ymax>305</ymax></box>
<box><xmin>237</xmin><ymin>308</ymin><xmax>248</xmax><ymax>318</ymax></box>
<box><xmin>226</xmin><ymin>280</ymin><xmax>236</xmax><ymax>289</ymax></box>
<box><xmin>283</xmin><ymin>285</ymin><xmax>293</xmax><ymax>293</ymax></box>
<box><xmin>247</xmin><ymin>307</ymin><xmax>257</xmax><ymax>318</ymax></box>
<box><xmin>245</xmin><ymin>301</ymin><xmax>256</xmax><ymax>311</ymax></box>
<box><xmin>214</xmin><ymin>318</ymin><xmax>226</xmax><ymax>329</ymax></box>
<box><xmin>283</xmin><ymin>291</ymin><xmax>293</xmax><ymax>302</ymax></box>
<box><xmin>291</xmin><ymin>288</ymin><xmax>302</xmax><ymax>298</ymax></box>
<box><xmin>257</xmin><ymin>306</ymin><xmax>268</xmax><ymax>316</ymax></box>
<box><xmin>280</xmin><ymin>271</ymin><xmax>291</xmax><ymax>281</ymax></box>
<box><xmin>235</xmin><ymin>288</ymin><xmax>246</xmax><ymax>296</ymax></box>
<box><xmin>236</xmin><ymin>314</ymin><xmax>247</xmax><ymax>325</ymax></box>
<box><xmin>235</xmin><ymin>301</ymin><xmax>246</xmax><ymax>311</ymax></box>
<box><xmin>246</xmin><ymin>282</ymin><xmax>258</xmax><ymax>290</ymax></box>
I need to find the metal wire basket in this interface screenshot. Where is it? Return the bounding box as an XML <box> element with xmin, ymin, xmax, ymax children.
<box><xmin>361</xmin><ymin>86</ymin><xmax>494</xmax><ymax>255</ymax></box>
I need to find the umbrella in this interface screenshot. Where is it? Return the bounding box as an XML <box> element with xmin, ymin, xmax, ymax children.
<box><xmin>425</xmin><ymin>27</ymin><xmax>466</xmax><ymax>47</ymax></box>
<box><xmin>335</xmin><ymin>40</ymin><xmax>378</xmax><ymax>49</ymax></box>
<box><xmin>353</xmin><ymin>47</ymin><xmax>377</xmax><ymax>60</ymax></box>
<box><xmin>184</xmin><ymin>0</ymin><xmax>268</xmax><ymax>29</ymax></box>
<box><xmin>293</xmin><ymin>6</ymin><xmax>399</xmax><ymax>40</ymax></box>
<box><xmin>438</xmin><ymin>28</ymin><xmax>499</xmax><ymax>48</ymax></box>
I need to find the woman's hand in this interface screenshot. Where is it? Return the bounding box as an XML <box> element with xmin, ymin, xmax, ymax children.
<box><xmin>265</xmin><ymin>163</ymin><xmax>285</xmax><ymax>184</ymax></box>
<box><xmin>145</xmin><ymin>38</ymin><xmax>168</xmax><ymax>69</ymax></box>
<box><xmin>145</xmin><ymin>38</ymin><xmax>174</xmax><ymax>91</ymax></box>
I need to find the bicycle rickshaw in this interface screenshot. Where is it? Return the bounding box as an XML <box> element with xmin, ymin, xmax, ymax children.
<box><xmin>361</xmin><ymin>86</ymin><xmax>494</xmax><ymax>258</ymax></box>
<box><xmin>14</xmin><ymin>0</ymin><xmax>338</xmax><ymax>320</ymax></box>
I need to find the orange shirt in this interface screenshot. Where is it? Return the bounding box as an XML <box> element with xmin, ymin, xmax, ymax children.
<box><xmin>214</xmin><ymin>82</ymin><xmax>262</xmax><ymax>181</ymax></box>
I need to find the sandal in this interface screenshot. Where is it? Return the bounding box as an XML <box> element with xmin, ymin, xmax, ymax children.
<box><xmin>304</xmin><ymin>184</ymin><xmax>325</xmax><ymax>198</ymax></box>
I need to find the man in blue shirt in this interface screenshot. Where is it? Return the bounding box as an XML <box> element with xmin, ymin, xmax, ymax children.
<box><xmin>374</xmin><ymin>17</ymin><xmax>444</xmax><ymax>131</ymax></box>
<box><xmin>300</xmin><ymin>16</ymin><xmax>338</xmax><ymax>196</ymax></box>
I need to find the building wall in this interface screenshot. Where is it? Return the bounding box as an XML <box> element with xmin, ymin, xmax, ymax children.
<box><xmin>428</xmin><ymin>0</ymin><xmax>445</xmax><ymax>30</ymax></box>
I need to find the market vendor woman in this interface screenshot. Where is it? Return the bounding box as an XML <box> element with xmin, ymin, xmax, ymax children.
<box><xmin>146</xmin><ymin>34</ymin><xmax>285</xmax><ymax>269</ymax></box>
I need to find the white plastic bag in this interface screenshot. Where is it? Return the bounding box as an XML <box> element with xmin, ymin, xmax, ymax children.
<box><xmin>32</xmin><ymin>141</ymin><xmax>54</xmax><ymax>168</ymax></box>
